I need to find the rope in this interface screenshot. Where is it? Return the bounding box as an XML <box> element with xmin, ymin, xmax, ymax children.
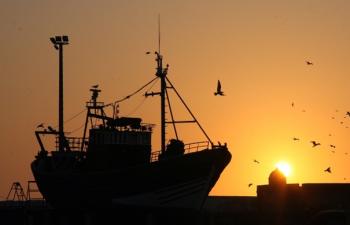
<box><xmin>68</xmin><ymin>123</ymin><xmax>86</xmax><ymax>135</ymax></box>
<box><xmin>125</xmin><ymin>78</ymin><xmax>159</xmax><ymax>116</ymax></box>
<box><xmin>106</xmin><ymin>77</ymin><xmax>158</xmax><ymax>106</ymax></box>
<box><xmin>64</xmin><ymin>108</ymin><xmax>87</xmax><ymax>124</ymax></box>
<box><xmin>51</xmin><ymin>77</ymin><xmax>158</xmax><ymax>129</ymax></box>
<box><xmin>53</xmin><ymin>108</ymin><xmax>87</xmax><ymax>129</ymax></box>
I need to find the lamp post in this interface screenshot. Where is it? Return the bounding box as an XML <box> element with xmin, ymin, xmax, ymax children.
<box><xmin>50</xmin><ymin>35</ymin><xmax>69</xmax><ymax>152</ymax></box>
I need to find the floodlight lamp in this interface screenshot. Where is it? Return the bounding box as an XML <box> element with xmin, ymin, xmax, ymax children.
<box><xmin>50</xmin><ymin>37</ymin><xmax>56</xmax><ymax>45</ymax></box>
<box><xmin>62</xmin><ymin>36</ymin><xmax>69</xmax><ymax>43</ymax></box>
<box><xmin>55</xmin><ymin>36</ymin><xmax>62</xmax><ymax>42</ymax></box>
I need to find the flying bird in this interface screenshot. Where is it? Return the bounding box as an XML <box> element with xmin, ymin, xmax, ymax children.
<box><xmin>145</xmin><ymin>51</ymin><xmax>151</xmax><ymax>54</ymax></box>
<box><xmin>248</xmin><ymin>183</ymin><xmax>253</xmax><ymax>187</ymax></box>
<box><xmin>346</xmin><ymin>111</ymin><xmax>350</xmax><ymax>117</ymax></box>
<box><xmin>253</xmin><ymin>159</ymin><xmax>260</xmax><ymax>164</ymax></box>
<box><xmin>36</xmin><ymin>123</ymin><xmax>44</xmax><ymax>129</ymax></box>
<box><xmin>292</xmin><ymin>137</ymin><xmax>300</xmax><ymax>141</ymax></box>
<box><xmin>324</xmin><ymin>167</ymin><xmax>331</xmax><ymax>173</ymax></box>
<box><xmin>91</xmin><ymin>84</ymin><xmax>99</xmax><ymax>89</ymax></box>
<box><xmin>310</xmin><ymin>141</ymin><xmax>321</xmax><ymax>147</ymax></box>
<box><xmin>291</xmin><ymin>102</ymin><xmax>294</xmax><ymax>107</ymax></box>
<box><xmin>214</xmin><ymin>80</ymin><xmax>224</xmax><ymax>96</ymax></box>
<box><xmin>330</xmin><ymin>144</ymin><xmax>336</xmax><ymax>148</ymax></box>
<box><xmin>305</xmin><ymin>60</ymin><xmax>313</xmax><ymax>65</ymax></box>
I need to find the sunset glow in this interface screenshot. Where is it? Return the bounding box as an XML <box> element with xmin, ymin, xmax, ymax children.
<box><xmin>275</xmin><ymin>161</ymin><xmax>292</xmax><ymax>177</ymax></box>
<box><xmin>1</xmin><ymin>0</ymin><xmax>350</xmax><ymax>198</ymax></box>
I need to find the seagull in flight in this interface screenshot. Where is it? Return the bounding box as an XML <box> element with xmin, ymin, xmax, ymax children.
<box><xmin>91</xmin><ymin>84</ymin><xmax>99</xmax><ymax>89</ymax></box>
<box><xmin>306</xmin><ymin>60</ymin><xmax>314</xmax><ymax>65</ymax></box>
<box><xmin>291</xmin><ymin>102</ymin><xmax>294</xmax><ymax>107</ymax></box>
<box><xmin>253</xmin><ymin>159</ymin><xmax>260</xmax><ymax>164</ymax></box>
<box><xmin>310</xmin><ymin>141</ymin><xmax>321</xmax><ymax>147</ymax></box>
<box><xmin>324</xmin><ymin>167</ymin><xmax>331</xmax><ymax>173</ymax></box>
<box><xmin>330</xmin><ymin>144</ymin><xmax>336</xmax><ymax>148</ymax></box>
<box><xmin>214</xmin><ymin>80</ymin><xmax>224</xmax><ymax>96</ymax></box>
<box><xmin>248</xmin><ymin>183</ymin><xmax>253</xmax><ymax>187</ymax></box>
<box><xmin>292</xmin><ymin>137</ymin><xmax>300</xmax><ymax>141</ymax></box>
<box><xmin>346</xmin><ymin>111</ymin><xmax>350</xmax><ymax>117</ymax></box>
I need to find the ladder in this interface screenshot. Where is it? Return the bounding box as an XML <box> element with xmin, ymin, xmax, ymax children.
<box><xmin>6</xmin><ymin>182</ymin><xmax>26</xmax><ymax>201</ymax></box>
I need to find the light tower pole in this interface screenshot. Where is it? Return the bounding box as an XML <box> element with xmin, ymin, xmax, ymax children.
<box><xmin>50</xmin><ymin>35</ymin><xmax>69</xmax><ymax>152</ymax></box>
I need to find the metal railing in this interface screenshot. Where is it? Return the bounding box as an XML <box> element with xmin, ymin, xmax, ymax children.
<box><xmin>55</xmin><ymin>137</ymin><xmax>88</xmax><ymax>151</ymax></box>
<box><xmin>184</xmin><ymin>141</ymin><xmax>210</xmax><ymax>153</ymax></box>
<box><xmin>150</xmin><ymin>141</ymin><xmax>209</xmax><ymax>162</ymax></box>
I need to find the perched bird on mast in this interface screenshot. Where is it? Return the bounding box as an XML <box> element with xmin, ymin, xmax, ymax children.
<box><xmin>214</xmin><ymin>80</ymin><xmax>225</xmax><ymax>96</ymax></box>
<box><xmin>48</xmin><ymin>126</ymin><xmax>56</xmax><ymax>132</ymax></box>
<box><xmin>36</xmin><ymin>123</ymin><xmax>45</xmax><ymax>129</ymax></box>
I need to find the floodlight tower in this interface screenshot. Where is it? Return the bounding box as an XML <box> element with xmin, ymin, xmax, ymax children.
<box><xmin>50</xmin><ymin>35</ymin><xmax>69</xmax><ymax>152</ymax></box>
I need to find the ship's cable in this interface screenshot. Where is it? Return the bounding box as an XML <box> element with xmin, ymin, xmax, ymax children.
<box><xmin>106</xmin><ymin>77</ymin><xmax>158</xmax><ymax>106</ymax></box>
<box><xmin>68</xmin><ymin>123</ymin><xmax>86</xmax><ymax>135</ymax></box>
<box><xmin>166</xmin><ymin>77</ymin><xmax>214</xmax><ymax>146</ymax></box>
<box><xmin>125</xmin><ymin>78</ymin><xmax>159</xmax><ymax>116</ymax></box>
<box><xmin>52</xmin><ymin>108</ymin><xmax>87</xmax><ymax>129</ymax></box>
<box><xmin>64</xmin><ymin>108</ymin><xmax>87</xmax><ymax>124</ymax></box>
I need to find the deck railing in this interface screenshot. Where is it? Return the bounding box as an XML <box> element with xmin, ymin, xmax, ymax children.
<box><xmin>55</xmin><ymin>137</ymin><xmax>88</xmax><ymax>151</ymax></box>
<box><xmin>150</xmin><ymin>141</ymin><xmax>209</xmax><ymax>162</ymax></box>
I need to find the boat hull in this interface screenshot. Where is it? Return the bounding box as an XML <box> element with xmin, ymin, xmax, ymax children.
<box><xmin>31</xmin><ymin>148</ymin><xmax>231</xmax><ymax>210</ymax></box>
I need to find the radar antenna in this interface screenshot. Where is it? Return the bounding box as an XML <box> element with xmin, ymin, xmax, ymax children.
<box><xmin>158</xmin><ymin>14</ymin><xmax>161</xmax><ymax>54</ymax></box>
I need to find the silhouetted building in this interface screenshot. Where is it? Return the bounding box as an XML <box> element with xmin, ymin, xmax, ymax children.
<box><xmin>257</xmin><ymin>169</ymin><xmax>350</xmax><ymax>224</ymax></box>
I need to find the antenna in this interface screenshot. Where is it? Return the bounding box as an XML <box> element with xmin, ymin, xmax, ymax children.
<box><xmin>158</xmin><ymin>14</ymin><xmax>161</xmax><ymax>54</ymax></box>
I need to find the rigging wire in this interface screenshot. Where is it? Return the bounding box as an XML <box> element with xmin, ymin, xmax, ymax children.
<box><xmin>125</xmin><ymin>78</ymin><xmax>159</xmax><ymax>116</ymax></box>
<box><xmin>51</xmin><ymin>77</ymin><xmax>158</xmax><ymax>131</ymax></box>
<box><xmin>53</xmin><ymin>108</ymin><xmax>87</xmax><ymax>129</ymax></box>
<box><xmin>68</xmin><ymin>123</ymin><xmax>86</xmax><ymax>135</ymax></box>
<box><xmin>64</xmin><ymin>108</ymin><xmax>87</xmax><ymax>124</ymax></box>
<box><xmin>105</xmin><ymin>77</ymin><xmax>158</xmax><ymax>106</ymax></box>
<box><xmin>165</xmin><ymin>77</ymin><xmax>214</xmax><ymax>146</ymax></box>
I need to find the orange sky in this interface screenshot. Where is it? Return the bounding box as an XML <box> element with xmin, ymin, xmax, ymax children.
<box><xmin>1</xmin><ymin>0</ymin><xmax>350</xmax><ymax>198</ymax></box>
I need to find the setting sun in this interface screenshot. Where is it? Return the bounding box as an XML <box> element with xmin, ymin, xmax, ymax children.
<box><xmin>275</xmin><ymin>161</ymin><xmax>292</xmax><ymax>177</ymax></box>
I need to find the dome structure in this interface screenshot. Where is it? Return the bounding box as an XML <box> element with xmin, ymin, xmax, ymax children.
<box><xmin>269</xmin><ymin>168</ymin><xmax>287</xmax><ymax>187</ymax></box>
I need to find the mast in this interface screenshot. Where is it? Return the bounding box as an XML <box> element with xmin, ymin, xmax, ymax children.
<box><xmin>50</xmin><ymin>35</ymin><xmax>69</xmax><ymax>152</ymax></box>
<box><xmin>149</xmin><ymin>16</ymin><xmax>211</xmax><ymax>153</ymax></box>
<box><xmin>157</xmin><ymin>15</ymin><xmax>167</xmax><ymax>154</ymax></box>
<box><xmin>155</xmin><ymin>52</ymin><xmax>168</xmax><ymax>153</ymax></box>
